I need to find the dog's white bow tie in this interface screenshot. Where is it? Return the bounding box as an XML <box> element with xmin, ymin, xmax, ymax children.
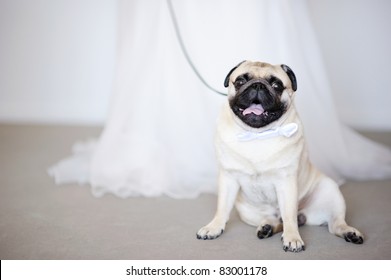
<box><xmin>237</xmin><ymin>123</ymin><xmax>298</xmax><ymax>141</ymax></box>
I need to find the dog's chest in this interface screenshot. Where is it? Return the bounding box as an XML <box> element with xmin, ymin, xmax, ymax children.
<box><xmin>238</xmin><ymin>173</ymin><xmax>278</xmax><ymax>204</ymax></box>
<box><xmin>217</xmin><ymin>136</ymin><xmax>295</xmax><ymax>174</ymax></box>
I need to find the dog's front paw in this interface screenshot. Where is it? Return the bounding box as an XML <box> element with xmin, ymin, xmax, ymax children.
<box><xmin>281</xmin><ymin>234</ymin><xmax>305</xmax><ymax>252</ymax></box>
<box><xmin>197</xmin><ymin>224</ymin><xmax>224</xmax><ymax>240</ymax></box>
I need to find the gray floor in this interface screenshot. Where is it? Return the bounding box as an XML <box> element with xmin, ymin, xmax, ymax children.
<box><xmin>0</xmin><ymin>124</ymin><xmax>390</xmax><ymax>260</ymax></box>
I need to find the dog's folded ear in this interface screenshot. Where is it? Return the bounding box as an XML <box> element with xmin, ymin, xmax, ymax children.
<box><xmin>281</xmin><ymin>64</ymin><xmax>297</xmax><ymax>91</ymax></box>
<box><xmin>224</xmin><ymin>60</ymin><xmax>247</xmax><ymax>88</ymax></box>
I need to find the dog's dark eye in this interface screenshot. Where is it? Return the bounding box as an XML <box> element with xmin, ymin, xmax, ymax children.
<box><xmin>234</xmin><ymin>77</ymin><xmax>247</xmax><ymax>87</ymax></box>
<box><xmin>271</xmin><ymin>81</ymin><xmax>284</xmax><ymax>91</ymax></box>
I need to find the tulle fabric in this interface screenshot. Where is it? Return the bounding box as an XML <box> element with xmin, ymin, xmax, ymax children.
<box><xmin>48</xmin><ymin>0</ymin><xmax>391</xmax><ymax>198</ymax></box>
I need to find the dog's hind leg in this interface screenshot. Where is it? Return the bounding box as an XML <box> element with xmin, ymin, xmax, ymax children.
<box><xmin>302</xmin><ymin>176</ymin><xmax>364</xmax><ymax>244</ymax></box>
<box><xmin>256</xmin><ymin>219</ymin><xmax>283</xmax><ymax>239</ymax></box>
<box><xmin>256</xmin><ymin>213</ymin><xmax>306</xmax><ymax>239</ymax></box>
<box><xmin>325</xmin><ymin>182</ymin><xmax>364</xmax><ymax>244</ymax></box>
<box><xmin>235</xmin><ymin>194</ymin><xmax>283</xmax><ymax>239</ymax></box>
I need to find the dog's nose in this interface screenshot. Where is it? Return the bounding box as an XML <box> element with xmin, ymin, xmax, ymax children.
<box><xmin>251</xmin><ymin>83</ymin><xmax>266</xmax><ymax>91</ymax></box>
<box><xmin>248</xmin><ymin>83</ymin><xmax>267</xmax><ymax>102</ymax></box>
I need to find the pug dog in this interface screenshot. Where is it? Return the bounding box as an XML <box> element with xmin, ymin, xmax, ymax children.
<box><xmin>196</xmin><ymin>61</ymin><xmax>363</xmax><ymax>252</ymax></box>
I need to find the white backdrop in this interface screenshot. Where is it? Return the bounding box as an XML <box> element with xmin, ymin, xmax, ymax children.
<box><xmin>0</xmin><ymin>0</ymin><xmax>117</xmax><ymax>125</ymax></box>
<box><xmin>308</xmin><ymin>0</ymin><xmax>391</xmax><ymax>131</ymax></box>
<box><xmin>0</xmin><ymin>0</ymin><xmax>390</xmax><ymax>130</ymax></box>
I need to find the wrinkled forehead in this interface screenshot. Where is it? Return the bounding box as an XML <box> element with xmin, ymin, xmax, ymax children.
<box><xmin>232</xmin><ymin>61</ymin><xmax>291</xmax><ymax>86</ymax></box>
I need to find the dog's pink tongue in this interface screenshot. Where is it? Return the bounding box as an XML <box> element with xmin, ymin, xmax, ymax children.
<box><xmin>243</xmin><ymin>104</ymin><xmax>264</xmax><ymax>116</ymax></box>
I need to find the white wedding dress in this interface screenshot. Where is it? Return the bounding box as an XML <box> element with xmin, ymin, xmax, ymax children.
<box><xmin>49</xmin><ymin>0</ymin><xmax>391</xmax><ymax>199</ymax></box>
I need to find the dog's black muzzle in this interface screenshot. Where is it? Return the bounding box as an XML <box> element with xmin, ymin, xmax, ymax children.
<box><xmin>230</xmin><ymin>78</ymin><xmax>286</xmax><ymax>128</ymax></box>
<box><xmin>237</xmin><ymin>78</ymin><xmax>275</xmax><ymax>96</ymax></box>
<box><xmin>235</xmin><ymin>78</ymin><xmax>280</xmax><ymax>110</ymax></box>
